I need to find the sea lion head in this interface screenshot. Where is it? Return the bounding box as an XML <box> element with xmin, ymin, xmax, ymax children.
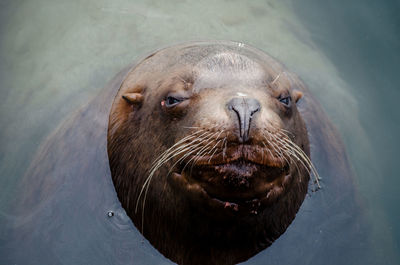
<box><xmin>107</xmin><ymin>41</ymin><xmax>317</xmax><ymax>264</ymax></box>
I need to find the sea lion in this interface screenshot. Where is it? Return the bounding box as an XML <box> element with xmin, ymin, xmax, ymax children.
<box><xmin>8</xmin><ymin>41</ymin><xmax>367</xmax><ymax>265</ymax></box>
<box><xmin>106</xmin><ymin>41</ymin><xmax>349</xmax><ymax>264</ymax></box>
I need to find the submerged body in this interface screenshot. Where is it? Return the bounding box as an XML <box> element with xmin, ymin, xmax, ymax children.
<box><xmin>6</xmin><ymin>42</ymin><xmax>369</xmax><ymax>265</ymax></box>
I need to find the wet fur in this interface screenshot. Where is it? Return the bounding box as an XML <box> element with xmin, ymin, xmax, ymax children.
<box><xmin>107</xmin><ymin>42</ymin><xmax>340</xmax><ymax>264</ymax></box>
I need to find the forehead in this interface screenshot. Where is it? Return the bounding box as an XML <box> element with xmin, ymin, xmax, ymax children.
<box><xmin>193</xmin><ymin>52</ymin><xmax>267</xmax><ymax>92</ymax></box>
<box><xmin>136</xmin><ymin>42</ymin><xmax>298</xmax><ymax>93</ymax></box>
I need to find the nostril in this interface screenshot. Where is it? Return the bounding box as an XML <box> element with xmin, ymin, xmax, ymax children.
<box><xmin>227</xmin><ymin>97</ymin><xmax>261</xmax><ymax>142</ymax></box>
<box><xmin>250</xmin><ymin>107</ymin><xmax>260</xmax><ymax>117</ymax></box>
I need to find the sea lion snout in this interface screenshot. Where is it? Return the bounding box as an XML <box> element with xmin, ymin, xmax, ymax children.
<box><xmin>227</xmin><ymin>97</ymin><xmax>261</xmax><ymax>143</ymax></box>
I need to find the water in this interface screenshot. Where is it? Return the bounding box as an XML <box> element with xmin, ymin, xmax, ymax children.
<box><xmin>292</xmin><ymin>0</ymin><xmax>400</xmax><ymax>260</ymax></box>
<box><xmin>0</xmin><ymin>0</ymin><xmax>398</xmax><ymax>264</ymax></box>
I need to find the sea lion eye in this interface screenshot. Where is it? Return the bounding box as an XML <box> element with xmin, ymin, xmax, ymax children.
<box><xmin>279</xmin><ymin>96</ymin><xmax>291</xmax><ymax>106</ymax></box>
<box><xmin>164</xmin><ymin>96</ymin><xmax>183</xmax><ymax>107</ymax></box>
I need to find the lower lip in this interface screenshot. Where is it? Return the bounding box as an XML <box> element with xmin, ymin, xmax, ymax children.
<box><xmin>169</xmin><ymin>164</ymin><xmax>291</xmax><ymax>214</ymax></box>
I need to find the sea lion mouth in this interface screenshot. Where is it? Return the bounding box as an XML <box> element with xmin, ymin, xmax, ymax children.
<box><xmin>190</xmin><ymin>160</ymin><xmax>289</xmax><ymax>199</ymax></box>
<box><xmin>169</xmin><ymin>168</ymin><xmax>292</xmax><ymax>214</ymax></box>
<box><xmin>170</xmin><ymin>144</ymin><xmax>291</xmax><ymax>212</ymax></box>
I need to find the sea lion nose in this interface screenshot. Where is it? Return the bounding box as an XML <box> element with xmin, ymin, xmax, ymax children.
<box><xmin>227</xmin><ymin>97</ymin><xmax>261</xmax><ymax>143</ymax></box>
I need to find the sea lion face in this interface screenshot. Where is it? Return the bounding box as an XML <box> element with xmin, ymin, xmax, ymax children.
<box><xmin>108</xmin><ymin>42</ymin><xmax>314</xmax><ymax>263</ymax></box>
<box><xmin>159</xmin><ymin>53</ymin><xmax>309</xmax><ymax>214</ymax></box>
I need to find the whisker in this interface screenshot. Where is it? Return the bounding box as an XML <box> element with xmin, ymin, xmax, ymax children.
<box><xmin>185</xmin><ymin>132</ymin><xmax>220</xmax><ymax>172</ymax></box>
<box><xmin>222</xmin><ymin>137</ymin><xmax>228</xmax><ymax>161</ymax></box>
<box><xmin>189</xmin><ymin>144</ymin><xmax>212</xmax><ymax>174</ymax></box>
<box><xmin>263</xmin><ymin>134</ymin><xmax>288</xmax><ymax>167</ymax></box>
<box><xmin>136</xmin><ymin>128</ymin><xmax>219</xmax><ymax>233</ymax></box>
<box><xmin>206</xmin><ymin>130</ymin><xmax>224</xmax><ymax>163</ymax></box>
<box><xmin>276</xmin><ymin>131</ymin><xmax>321</xmax><ymax>189</ymax></box>
<box><xmin>268</xmin><ymin>133</ymin><xmax>299</xmax><ymax>167</ymax></box>
<box><xmin>168</xmin><ymin>144</ymin><xmax>206</xmax><ymax>175</ymax></box>
<box><xmin>208</xmin><ymin>141</ymin><xmax>221</xmax><ymax>163</ymax></box>
<box><xmin>135</xmin><ymin>130</ymin><xmax>213</xmax><ymax>213</ymax></box>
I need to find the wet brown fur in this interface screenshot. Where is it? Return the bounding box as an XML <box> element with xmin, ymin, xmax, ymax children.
<box><xmin>106</xmin><ymin>42</ymin><xmax>342</xmax><ymax>264</ymax></box>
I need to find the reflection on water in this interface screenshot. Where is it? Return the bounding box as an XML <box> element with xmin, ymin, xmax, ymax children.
<box><xmin>0</xmin><ymin>0</ymin><xmax>398</xmax><ymax>264</ymax></box>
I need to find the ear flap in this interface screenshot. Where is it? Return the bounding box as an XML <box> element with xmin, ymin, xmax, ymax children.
<box><xmin>122</xmin><ymin>93</ymin><xmax>143</xmax><ymax>105</ymax></box>
<box><xmin>292</xmin><ymin>90</ymin><xmax>303</xmax><ymax>103</ymax></box>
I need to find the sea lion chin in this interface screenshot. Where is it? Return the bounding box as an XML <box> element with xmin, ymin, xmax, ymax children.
<box><xmin>107</xmin><ymin>41</ymin><xmax>318</xmax><ymax>264</ymax></box>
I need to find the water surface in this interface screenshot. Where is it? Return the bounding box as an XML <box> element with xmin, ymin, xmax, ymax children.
<box><xmin>0</xmin><ymin>0</ymin><xmax>398</xmax><ymax>264</ymax></box>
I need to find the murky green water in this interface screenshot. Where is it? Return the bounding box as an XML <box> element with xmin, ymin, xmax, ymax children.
<box><xmin>0</xmin><ymin>0</ymin><xmax>398</xmax><ymax>264</ymax></box>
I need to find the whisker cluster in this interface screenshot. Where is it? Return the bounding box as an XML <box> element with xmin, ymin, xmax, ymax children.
<box><xmin>135</xmin><ymin>126</ymin><xmax>225</xmax><ymax>232</ymax></box>
<box><xmin>135</xmin><ymin>125</ymin><xmax>320</xmax><ymax>232</ymax></box>
<box><xmin>263</xmin><ymin>128</ymin><xmax>321</xmax><ymax>191</ymax></box>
